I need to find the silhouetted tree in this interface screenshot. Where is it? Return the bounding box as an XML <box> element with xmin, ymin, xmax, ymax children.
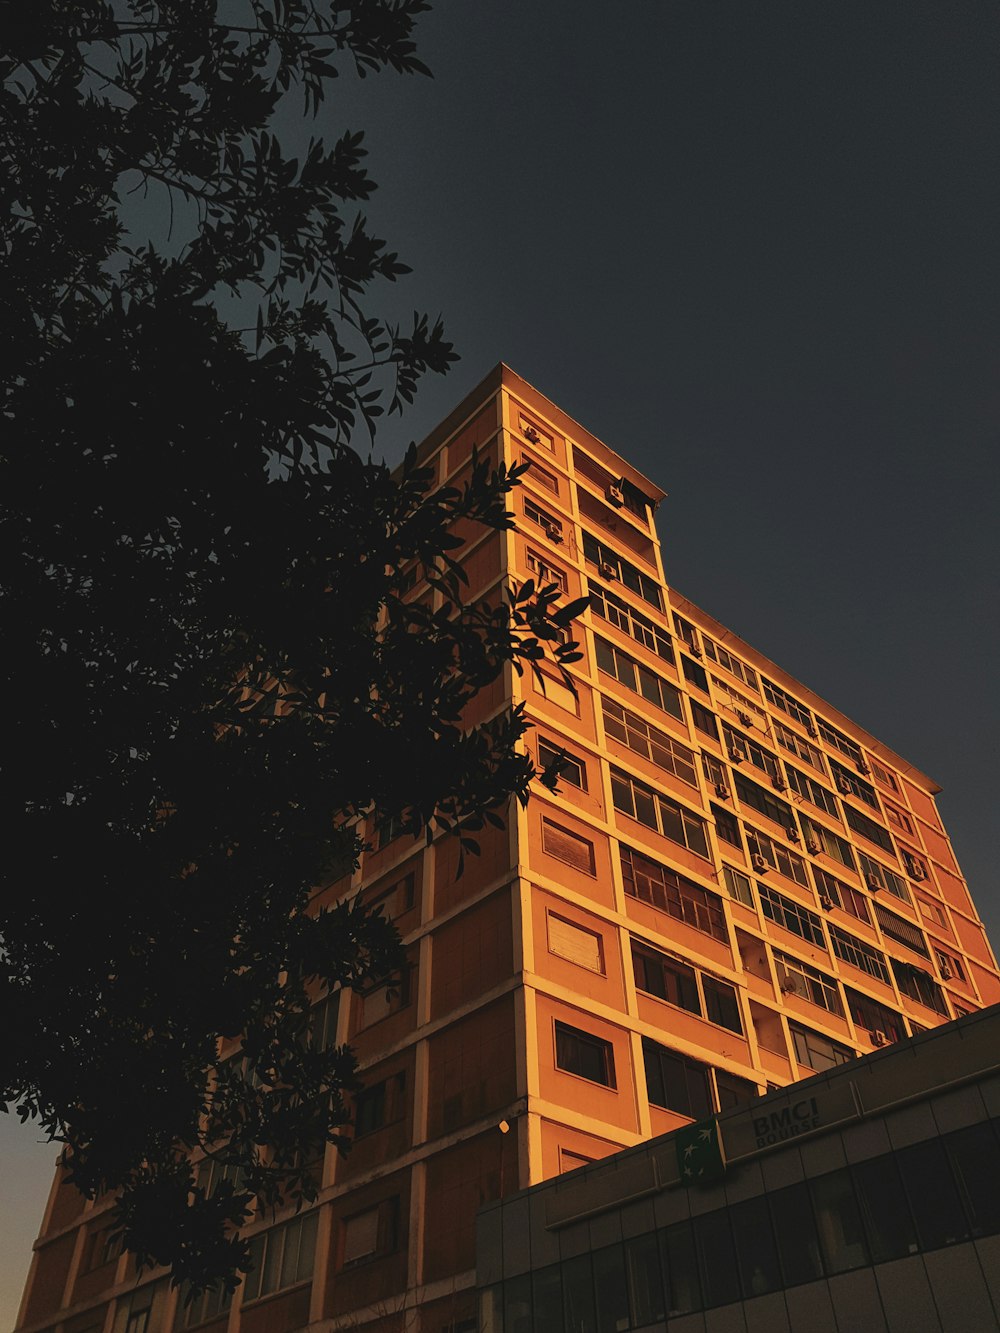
<box><xmin>0</xmin><ymin>0</ymin><xmax>584</xmax><ymax>1294</ymax></box>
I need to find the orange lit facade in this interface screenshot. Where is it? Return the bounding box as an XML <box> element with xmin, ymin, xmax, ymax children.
<box><xmin>18</xmin><ymin>365</ymin><xmax>1000</xmax><ymax>1333</ymax></box>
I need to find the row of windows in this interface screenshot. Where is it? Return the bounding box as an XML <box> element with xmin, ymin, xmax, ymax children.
<box><xmin>632</xmin><ymin>941</ymin><xmax>742</xmax><ymax>1033</ymax></box>
<box><xmin>517</xmin><ymin>525</ymin><xmax>915</xmax><ymax>815</ymax></box>
<box><xmin>554</xmin><ymin>1018</ymin><xmax>755</xmax><ymax>1115</ymax></box>
<box><xmin>486</xmin><ymin>1118</ymin><xmax>1000</xmax><ymax>1331</ymax></box>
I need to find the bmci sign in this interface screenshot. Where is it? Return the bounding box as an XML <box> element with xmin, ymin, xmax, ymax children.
<box><xmin>720</xmin><ymin>1079</ymin><xmax>860</xmax><ymax>1165</ymax></box>
<box><xmin>752</xmin><ymin>1095</ymin><xmax>820</xmax><ymax>1148</ymax></box>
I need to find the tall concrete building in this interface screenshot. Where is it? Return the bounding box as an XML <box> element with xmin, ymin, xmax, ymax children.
<box><xmin>17</xmin><ymin>366</ymin><xmax>1000</xmax><ymax>1333</ymax></box>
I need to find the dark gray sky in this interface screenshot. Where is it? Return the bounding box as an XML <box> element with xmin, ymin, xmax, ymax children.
<box><xmin>2</xmin><ymin>2</ymin><xmax>997</xmax><ymax>1321</ymax></box>
<box><xmin>344</xmin><ymin>0</ymin><xmax>999</xmax><ymax>937</ymax></box>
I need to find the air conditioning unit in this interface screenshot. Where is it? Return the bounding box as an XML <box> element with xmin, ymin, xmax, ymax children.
<box><xmin>820</xmin><ymin>893</ymin><xmax>835</xmax><ymax>911</ymax></box>
<box><xmin>605</xmin><ymin>484</ymin><xmax>625</xmax><ymax>508</ymax></box>
<box><xmin>728</xmin><ymin>746</ymin><xmax>745</xmax><ymax>764</ymax></box>
<box><xmin>786</xmin><ymin>824</ymin><xmax>800</xmax><ymax>843</ymax></box>
<box><xmin>866</xmin><ymin>873</ymin><xmax>882</xmax><ymax>892</ymax></box>
<box><xmin>736</xmin><ymin>710</ymin><xmax>752</xmax><ymax>726</ymax></box>
<box><xmin>871</xmin><ymin>1029</ymin><xmax>888</xmax><ymax>1047</ymax></box>
<box><xmin>714</xmin><ymin>781</ymin><xmax>731</xmax><ymax>800</ymax></box>
<box><xmin>835</xmin><ymin>777</ymin><xmax>852</xmax><ymax>795</ymax></box>
<box><xmin>543</xmin><ymin>524</ymin><xmax>564</xmax><ymax>545</ymax></box>
<box><xmin>805</xmin><ymin>837</ymin><xmax>821</xmax><ymax>855</ymax></box>
<box><xmin>751</xmin><ymin>853</ymin><xmax>768</xmax><ymax>873</ymax></box>
<box><xmin>940</xmin><ymin>963</ymin><xmax>954</xmax><ymax>981</ymax></box>
<box><xmin>772</xmin><ymin>776</ymin><xmax>787</xmax><ymax>792</ymax></box>
<box><xmin>690</xmin><ymin>642</ymin><xmax>703</xmax><ymax>659</ymax></box>
<box><xmin>806</xmin><ymin>724</ymin><xmax>819</xmax><ymax>738</ymax></box>
<box><xmin>857</xmin><ymin>759</ymin><xmax>871</xmax><ymax>775</ymax></box>
<box><xmin>910</xmin><ymin>863</ymin><xmax>927</xmax><ymax>882</ymax></box>
<box><xmin>523</xmin><ymin>424</ymin><xmax>541</xmax><ymax>444</ymax></box>
<box><xmin>598</xmin><ymin>561</ymin><xmax>617</xmax><ymax>580</ymax></box>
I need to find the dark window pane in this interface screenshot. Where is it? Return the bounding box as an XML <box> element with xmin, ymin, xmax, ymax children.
<box><xmin>851</xmin><ymin>1154</ymin><xmax>918</xmax><ymax>1263</ymax></box>
<box><xmin>703</xmin><ymin>978</ymin><xmax>742</xmax><ymax>1034</ymax></box>
<box><xmin>769</xmin><ymin>1182</ymin><xmax>824</xmax><ymax>1285</ymax></box>
<box><xmin>532</xmin><ymin>1265</ymin><xmax>563</xmax><ymax>1333</ymax></box>
<box><xmin>593</xmin><ymin>1245</ymin><xmax>629</xmax><ymax>1333</ymax></box>
<box><xmin>947</xmin><ymin>1121</ymin><xmax>1000</xmax><ymax>1236</ymax></box>
<box><xmin>810</xmin><ymin>1170</ymin><xmax>869</xmax><ymax>1274</ymax></box>
<box><xmin>660</xmin><ymin>1221</ymin><xmax>701</xmax><ymax>1316</ymax></box>
<box><xmin>731</xmin><ymin>1196</ymin><xmax>781</xmax><ymax>1298</ymax></box>
<box><xmin>898</xmin><ymin>1138</ymin><xmax>970</xmax><ymax>1249</ymax></box>
<box><xmin>625</xmin><ymin>1232</ymin><xmax>664</xmax><ymax>1326</ymax></box>
<box><xmin>562</xmin><ymin>1253</ymin><xmax>596</xmax><ymax>1333</ymax></box>
<box><xmin>694</xmin><ymin>1210</ymin><xmax>740</xmax><ymax>1308</ymax></box>
<box><xmin>504</xmin><ymin>1273</ymin><xmax>533</xmax><ymax>1333</ymax></box>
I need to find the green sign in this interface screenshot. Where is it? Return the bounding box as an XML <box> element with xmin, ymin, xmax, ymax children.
<box><xmin>675</xmin><ymin>1117</ymin><xmax>726</xmax><ymax>1185</ymax></box>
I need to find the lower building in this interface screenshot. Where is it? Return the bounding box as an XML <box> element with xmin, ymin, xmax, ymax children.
<box><xmin>476</xmin><ymin>1003</ymin><xmax>1000</xmax><ymax>1333</ymax></box>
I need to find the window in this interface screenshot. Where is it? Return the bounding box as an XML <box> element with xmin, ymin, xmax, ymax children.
<box><xmin>375</xmin><ymin>810</ymin><xmax>406</xmax><ymax>850</ymax></box>
<box><xmin>312</xmin><ymin>991</ymin><xmax>344</xmax><ymax>1050</ymax></box>
<box><xmin>858</xmin><ymin>851</ymin><xmax>909</xmax><ymax>903</ymax></box>
<box><xmin>831</xmin><ymin>761</ymin><xmax>881</xmax><ymax>811</ymax></box>
<box><xmin>869</xmin><ymin>758</ymin><xmax>900</xmax><ymax>793</ymax></box>
<box><xmin>874</xmin><ymin>903</ymin><xmax>929</xmax><ymax>957</ymax></box>
<box><xmin>354</xmin><ymin>1072</ymin><xmax>406</xmax><ymax>1138</ymax></box>
<box><xmin>734</xmin><ymin>773</ymin><xmax>793</xmax><ymax>829</ymax></box>
<box><xmin>589</xmin><ymin>583</ymin><xmax>673</xmax><ymax>661</ymax></box>
<box><xmin>775</xmin><ymin>950</ymin><xmax>842</xmax><ymax>1014</ymax></box>
<box><xmin>891</xmin><ymin>958</ymin><xmax>948</xmax><ymax>1015</ymax></box>
<box><xmin>935</xmin><ymin>948</ymin><xmax>965</xmax><ymax>982</ymax></box>
<box><xmin>642</xmin><ymin>1039</ymin><xmax>712</xmax><ymax>1118</ymax></box>
<box><xmin>523</xmin><ymin>495</ymin><xmax>563</xmax><ymax>539</ymax></box>
<box><xmin>536</xmin><ymin>669</ymin><xmax>578</xmax><ymax>714</ymax></box>
<box><xmin>360</xmin><ymin>966</ymin><xmax>411</xmax><ymax>1027</ymax></box>
<box><xmin>548</xmin><ymin>914</ymin><xmax>604</xmax><ymax>973</ymax></box>
<box><xmin>773</xmin><ymin>720</ymin><xmax>827</xmax><ymax>773</ymax></box>
<box><xmin>761</xmin><ymin>678</ymin><xmax>813</xmax><ymax>730</ymax></box>
<box><xmin>611</xmin><ymin>768</ymin><xmax>710</xmax><ymax>858</ymax></box>
<box><xmin>602</xmin><ymin>698</ymin><xmax>697</xmax><ymax>786</ymax></box>
<box><xmin>341</xmin><ymin>1199</ymin><xmax>397</xmax><ymax>1266</ymax></box>
<box><xmin>817</xmin><ymin>719</ymin><xmax>864</xmax><ymax>766</ymax></box>
<box><xmin>814</xmin><ymin>867</ymin><xmax>870</xmax><ymax>923</ymax></box>
<box><xmin>785</xmin><ymin>764</ymin><xmax>840</xmax><ymax>818</ymax></box>
<box><xmin>365</xmin><ymin>870</ymin><xmax>416</xmax><ymax>922</ymax></box>
<box><xmin>690</xmin><ymin>698</ymin><xmax>719</xmax><ymax>740</ymax></box>
<box><xmin>757</xmin><ymin>883</ymin><xmax>826</xmax><ymax>947</ymax></box>
<box><xmin>526</xmin><ymin>547</ymin><xmax>567</xmax><ymax>592</ymax></box>
<box><xmin>538</xmin><ymin>737</ymin><xmax>587</xmax><ymax>790</ymax></box>
<box><xmin>555</xmin><ymin>1021</ymin><xmax>616</xmax><ymax>1087</ymax></box>
<box><xmin>702</xmin><ymin>976</ymin><xmax>743</xmax><ymax>1033</ymax></box>
<box><xmin>702</xmin><ymin>636</ymin><xmax>759</xmax><ymax>690</ymax></box>
<box><xmin>809</xmin><ymin>1170</ymin><xmax>869</xmax><ymax>1272</ymax></box>
<box><xmin>802</xmin><ymin>818</ymin><xmax>856</xmax><ymax>870</ymax></box>
<box><xmin>790</xmin><ymin>1024</ymin><xmax>853</xmax><ymax>1073</ymax></box>
<box><xmin>632</xmin><ymin>942</ymin><xmax>699</xmax><ymax>1013</ymax></box>
<box><xmin>723</xmin><ymin>725</ymin><xmax>781</xmax><ymax>782</ymax></box>
<box><xmin>829</xmin><ymin>924</ymin><xmax>891</xmax><ymax>983</ymax></box>
<box><xmin>594</xmin><ymin>635</ymin><xmax>683</xmax><ymax>719</ymax></box>
<box><xmin>745</xmin><ymin>826</ymin><xmax>810</xmax><ymax>886</ymax></box>
<box><xmin>541</xmin><ymin>819</ymin><xmax>596</xmax><ymax>876</ymax></box>
<box><xmin>112</xmin><ymin>1284</ymin><xmax>169</xmax><ymax>1333</ymax></box>
<box><xmin>244</xmin><ymin>1212</ymin><xmax>318</xmax><ymax>1299</ymax></box>
<box><xmin>583</xmin><ymin>531</ymin><xmax>661</xmax><ymax>608</ymax></box>
<box><xmin>681</xmin><ymin>654</ymin><xmax>709</xmax><ymax>692</ymax></box>
<box><xmin>620</xmin><ymin>845</ymin><xmax>728</xmax><ymax>942</ymax></box>
<box><xmin>673</xmin><ymin>613</ymin><xmax>700</xmax><ymax>654</ymax></box>
<box><xmin>845</xmin><ymin>988</ymin><xmax>906</xmax><ymax>1043</ymax></box>
<box><xmin>917</xmin><ymin>893</ymin><xmax>948</xmax><ymax>929</ymax></box>
<box><xmin>559</xmin><ymin>1148</ymin><xmax>595</xmax><ymax>1173</ymax></box>
<box><xmin>884</xmin><ymin>803</ymin><xmax>914</xmax><ymax>835</ymax></box>
<box><xmin>178</xmin><ymin>1278</ymin><xmax>233</xmax><ymax>1329</ymax></box>
<box><xmin>723</xmin><ymin>864</ymin><xmax>755</xmax><ymax>907</ymax></box>
<box><xmin>712</xmin><ymin>803</ymin><xmax>743</xmax><ymax>848</ymax></box>
<box><xmin>524</xmin><ymin>458</ymin><xmax>559</xmax><ymax>494</ymax></box>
